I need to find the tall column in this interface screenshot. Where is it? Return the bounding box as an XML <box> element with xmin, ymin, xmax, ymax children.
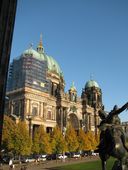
<box><xmin>94</xmin><ymin>113</ymin><xmax>98</xmax><ymax>138</ymax></box>
<box><xmin>25</xmin><ymin>99</ymin><xmax>29</xmax><ymax>116</ymax></box>
<box><xmin>82</xmin><ymin>113</ymin><xmax>86</xmax><ymax>132</ymax></box>
<box><xmin>39</xmin><ymin>102</ymin><xmax>41</xmax><ymax>117</ymax></box>
<box><xmin>29</xmin><ymin>99</ymin><xmax>32</xmax><ymax>116</ymax></box>
<box><xmin>60</xmin><ymin>107</ymin><xmax>63</xmax><ymax>132</ymax></box>
<box><xmin>63</xmin><ymin>108</ymin><xmax>66</xmax><ymax>127</ymax></box>
<box><xmin>86</xmin><ymin>114</ymin><xmax>89</xmax><ymax>132</ymax></box>
<box><xmin>18</xmin><ymin>99</ymin><xmax>21</xmax><ymax>117</ymax></box>
<box><xmin>54</xmin><ymin>107</ymin><xmax>57</xmax><ymax>121</ymax></box>
<box><xmin>89</xmin><ymin>114</ymin><xmax>91</xmax><ymax>130</ymax></box>
<box><xmin>40</xmin><ymin>102</ymin><xmax>44</xmax><ymax>118</ymax></box>
<box><xmin>26</xmin><ymin>115</ymin><xmax>33</xmax><ymax>137</ymax></box>
<box><xmin>52</xmin><ymin>106</ymin><xmax>55</xmax><ymax>120</ymax></box>
<box><xmin>10</xmin><ymin>101</ymin><xmax>14</xmax><ymax>115</ymax></box>
<box><xmin>43</xmin><ymin>103</ymin><xmax>47</xmax><ymax>120</ymax></box>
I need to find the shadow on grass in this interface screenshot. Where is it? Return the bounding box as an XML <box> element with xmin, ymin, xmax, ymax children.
<box><xmin>45</xmin><ymin>158</ymin><xmax>115</xmax><ymax>170</ymax></box>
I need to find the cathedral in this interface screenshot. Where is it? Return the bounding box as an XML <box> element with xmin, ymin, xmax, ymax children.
<box><xmin>5</xmin><ymin>36</ymin><xmax>103</xmax><ymax>136</ymax></box>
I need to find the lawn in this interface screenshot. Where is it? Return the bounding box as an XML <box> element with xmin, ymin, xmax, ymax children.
<box><xmin>52</xmin><ymin>158</ymin><xmax>115</xmax><ymax>170</ymax></box>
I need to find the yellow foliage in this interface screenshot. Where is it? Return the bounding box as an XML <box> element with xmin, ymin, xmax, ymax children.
<box><xmin>86</xmin><ymin>131</ymin><xmax>98</xmax><ymax>150</ymax></box>
<box><xmin>65</xmin><ymin>124</ymin><xmax>79</xmax><ymax>152</ymax></box>
<box><xmin>51</xmin><ymin>126</ymin><xmax>67</xmax><ymax>154</ymax></box>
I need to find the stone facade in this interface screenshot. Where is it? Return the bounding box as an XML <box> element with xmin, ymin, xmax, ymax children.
<box><xmin>5</xmin><ymin>38</ymin><xmax>103</xmax><ymax>137</ymax></box>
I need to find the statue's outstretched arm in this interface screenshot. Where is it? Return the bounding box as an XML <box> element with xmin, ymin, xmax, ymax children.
<box><xmin>112</xmin><ymin>102</ymin><xmax>128</xmax><ymax>115</ymax></box>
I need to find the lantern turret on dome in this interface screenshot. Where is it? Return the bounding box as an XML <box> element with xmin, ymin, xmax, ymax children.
<box><xmin>69</xmin><ymin>81</ymin><xmax>77</xmax><ymax>102</ymax></box>
<box><xmin>70</xmin><ymin>81</ymin><xmax>77</xmax><ymax>92</ymax></box>
<box><xmin>85</xmin><ymin>80</ymin><xmax>100</xmax><ymax>89</ymax></box>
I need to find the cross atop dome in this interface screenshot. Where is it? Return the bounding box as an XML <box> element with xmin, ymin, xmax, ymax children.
<box><xmin>37</xmin><ymin>33</ymin><xmax>44</xmax><ymax>53</ymax></box>
<box><xmin>90</xmin><ymin>73</ymin><xmax>94</xmax><ymax>81</ymax></box>
<box><xmin>29</xmin><ymin>43</ymin><xmax>33</xmax><ymax>49</ymax></box>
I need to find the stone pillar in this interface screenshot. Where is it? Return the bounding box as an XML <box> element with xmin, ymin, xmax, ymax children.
<box><xmin>52</xmin><ymin>106</ymin><xmax>55</xmax><ymax>120</ymax></box>
<box><xmin>39</xmin><ymin>102</ymin><xmax>41</xmax><ymax>117</ymax></box>
<box><xmin>95</xmin><ymin>113</ymin><xmax>99</xmax><ymax>138</ymax></box>
<box><xmin>26</xmin><ymin>99</ymin><xmax>31</xmax><ymax>116</ymax></box>
<box><xmin>85</xmin><ymin>113</ymin><xmax>89</xmax><ymax>132</ymax></box>
<box><xmin>40</xmin><ymin>102</ymin><xmax>44</xmax><ymax>118</ymax></box>
<box><xmin>10</xmin><ymin>101</ymin><xmax>14</xmax><ymax>115</ymax></box>
<box><xmin>18</xmin><ymin>99</ymin><xmax>22</xmax><ymax>117</ymax></box>
<box><xmin>63</xmin><ymin>108</ymin><xmax>66</xmax><ymax>128</ymax></box>
<box><xmin>22</xmin><ymin>99</ymin><xmax>25</xmax><ymax>119</ymax></box>
<box><xmin>43</xmin><ymin>103</ymin><xmax>47</xmax><ymax>120</ymax></box>
<box><xmin>54</xmin><ymin>107</ymin><xmax>57</xmax><ymax>121</ymax></box>
<box><xmin>60</xmin><ymin>107</ymin><xmax>63</xmax><ymax>132</ymax></box>
<box><xmin>29</xmin><ymin>100</ymin><xmax>32</xmax><ymax>115</ymax></box>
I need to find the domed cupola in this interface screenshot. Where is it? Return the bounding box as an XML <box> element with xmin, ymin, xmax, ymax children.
<box><xmin>82</xmin><ymin>79</ymin><xmax>102</xmax><ymax>109</ymax></box>
<box><xmin>18</xmin><ymin>35</ymin><xmax>65</xmax><ymax>96</ymax></box>
<box><xmin>85</xmin><ymin>80</ymin><xmax>100</xmax><ymax>89</ymax></box>
<box><xmin>45</xmin><ymin>55</ymin><xmax>63</xmax><ymax>78</ymax></box>
<box><xmin>36</xmin><ymin>35</ymin><xmax>65</xmax><ymax>96</ymax></box>
<box><xmin>36</xmin><ymin>35</ymin><xmax>64</xmax><ymax>79</ymax></box>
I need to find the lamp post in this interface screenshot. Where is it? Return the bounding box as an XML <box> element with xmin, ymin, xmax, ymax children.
<box><xmin>26</xmin><ymin>115</ymin><xmax>32</xmax><ymax>137</ymax></box>
<box><xmin>62</xmin><ymin>127</ymin><xmax>66</xmax><ymax>162</ymax></box>
<box><xmin>10</xmin><ymin>101</ymin><xmax>14</xmax><ymax>116</ymax></box>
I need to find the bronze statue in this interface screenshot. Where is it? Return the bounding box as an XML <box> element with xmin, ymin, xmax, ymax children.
<box><xmin>98</xmin><ymin>102</ymin><xmax>128</xmax><ymax>170</ymax></box>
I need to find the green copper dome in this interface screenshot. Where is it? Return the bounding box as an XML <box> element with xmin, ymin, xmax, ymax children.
<box><xmin>21</xmin><ymin>37</ymin><xmax>63</xmax><ymax>78</ymax></box>
<box><xmin>85</xmin><ymin>80</ymin><xmax>99</xmax><ymax>89</ymax></box>
<box><xmin>45</xmin><ymin>55</ymin><xmax>63</xmax><ymax>77</ymax></box>
<box><xmin>22</xmin><ymin>47</ymin><xmax>46</xmax><ymax>61</ymax></box>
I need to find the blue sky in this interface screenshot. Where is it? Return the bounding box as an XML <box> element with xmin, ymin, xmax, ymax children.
<box><xmin>10</xmin><ymin>0</ymin><xmax>128</xmax><ymax>121</ymax></box>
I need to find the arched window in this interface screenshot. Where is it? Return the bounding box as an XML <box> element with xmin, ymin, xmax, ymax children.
<box><xmin>32</xmin><ymin>107</ymin><xmax>37</xmax><ymax>116</ymax></box>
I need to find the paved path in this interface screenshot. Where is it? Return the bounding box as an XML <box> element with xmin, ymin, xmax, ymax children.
<box><xmin>1</xmin><ymin>156</ymin><xmax>100</xmax><ymax>170</ymax></box>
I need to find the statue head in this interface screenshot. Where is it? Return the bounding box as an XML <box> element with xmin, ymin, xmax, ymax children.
<box><xmin>113</xmin><ymin>105</ymin><xmax>118</xmax><ymax>111</ymax></box>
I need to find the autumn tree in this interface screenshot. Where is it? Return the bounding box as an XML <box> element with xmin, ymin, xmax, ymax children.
<box><xmin>2</xmin><ymin>115</ymin><xmax>16</xmax><ymax>153</ymax></box>
<box><xmin>77</xmin><ymin>128</ymin><xmax>91</xmax><ymax>151</ymax></box>
<box><xmin>2</xmin><ymin>116</ymin><xmax>32</xmax><ymax>156</ymax></box>
<box><xmin>51</xmin><ymin>126</ymin><xmax>67</xmax><ymax>154</ymax></box>
<box><xmin>13</xmin><ymin>121</ymin><xmax>32</xmax><ymax>156</ymax></box>
<box><xmin>87</xmin><ymin>131</ymin><xmax>98</xmax><ymax>151</ymax></box>
<box><xmin>32</xmin><ymin>125</ymin><xmax>52</xmax><ymax>154</ymax></box>
<box><xmin>65</xmin><ymin>125</ymin><xmax>79</xmax><ymax>153</ymax></box>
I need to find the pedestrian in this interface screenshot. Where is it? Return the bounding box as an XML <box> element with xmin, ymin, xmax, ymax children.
<box><xmin>9</xmin><ymin>159</ymin><xmax>15</xmax><ymax>169</ymax></box>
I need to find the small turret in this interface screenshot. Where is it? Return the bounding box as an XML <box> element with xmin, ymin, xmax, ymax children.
<box><xmin>69</xmin><ymin>81</ymin><xmax>77</xmax><ymax>102</ymax></box>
